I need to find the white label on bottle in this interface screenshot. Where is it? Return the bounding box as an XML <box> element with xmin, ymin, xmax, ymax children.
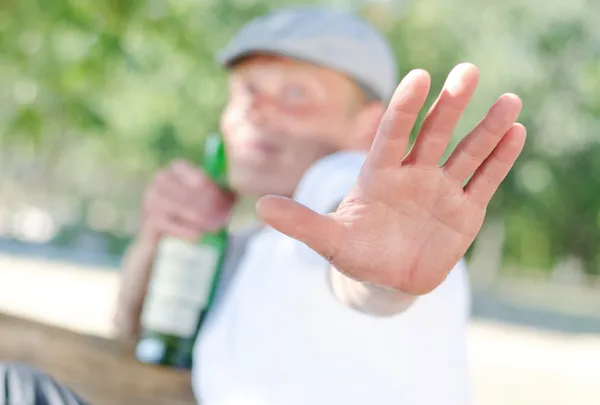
<box><xmin>141</xmin><ymin>237</ymin><xmax>221</xmax><ymax>338</ymax></box>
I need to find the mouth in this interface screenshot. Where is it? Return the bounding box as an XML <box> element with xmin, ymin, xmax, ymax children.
<box><xmin>241</xmin><ymin>137</ymin><xmax>282</xmax><ymax>155</ymax></box>
<box><xmin>229</xmin><ymin>136</ymin><xmax>284</xmax><ymax>169</ymax></box>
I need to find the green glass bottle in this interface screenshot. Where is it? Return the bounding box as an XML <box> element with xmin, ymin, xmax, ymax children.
<box><xmin>135</xmin><ymin>133</ymin><xmax>229</xmax><ymax>369</ymax></box>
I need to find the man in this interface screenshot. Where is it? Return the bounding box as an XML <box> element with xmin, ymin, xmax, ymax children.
<box><xmin>0</xmin><ymin>6</ymin><xmax>525</xmax><ymax>405</ymax></box>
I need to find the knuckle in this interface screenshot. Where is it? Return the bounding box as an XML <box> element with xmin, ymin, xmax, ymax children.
<box><xmin>169</xmin><ymin>158</ymin><xmax>187</xmax><ymax>170</ymax></box>
<box><xmin>142</xmin><ymin>188</ymin><xmax>156</xmax><ymax>207</ymax></box>
<box><xmin>153</xmin><ymin>169</ymin><xmax>169</xmax><ymax>186</ymax></box>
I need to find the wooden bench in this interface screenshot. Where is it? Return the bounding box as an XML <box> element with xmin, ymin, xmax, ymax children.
<box><xmin>0</xmin><ymin>312</ymin><xmax>197</xmax><ymax>405</ymax></box>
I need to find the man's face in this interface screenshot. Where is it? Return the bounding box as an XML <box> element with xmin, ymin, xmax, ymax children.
<box><xmin>220</xmin><ymin>54</ymin><xmax>371</xmax><ymax>198</ymax></box>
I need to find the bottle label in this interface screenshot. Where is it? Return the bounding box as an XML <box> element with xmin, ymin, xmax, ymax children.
<box><xmin>141</xmin><ymin>236</ymin><xmax>221</xmax><ymax>338</ymax></box>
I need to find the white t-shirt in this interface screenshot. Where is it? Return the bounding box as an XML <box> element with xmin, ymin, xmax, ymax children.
<box><xmin>193</xmin><ymin>151</ymin><xmax>472</xmax><ymax>405</ymax></box>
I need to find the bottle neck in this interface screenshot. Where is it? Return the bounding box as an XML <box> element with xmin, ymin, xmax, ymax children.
<box><xmin>202</xmin><ymin>133</ymin><xmax>229</xmax><ymax>190</ymax></box>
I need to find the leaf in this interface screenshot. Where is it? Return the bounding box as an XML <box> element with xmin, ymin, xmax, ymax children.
<box><xmin>68</xmin><ymin>99</ymin><xmax>108</xmax><ymax>132</ymax></box>
<box><xmin>6</xmin><ymin>106</ymin><xmax>44</xmax><ymax>148</ymax></box>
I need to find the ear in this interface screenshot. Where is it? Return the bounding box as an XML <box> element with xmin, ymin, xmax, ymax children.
<box><xmin>350</xmin><ymin>101</ymin><xmax>387</xmax><ymax>151</ymax></box>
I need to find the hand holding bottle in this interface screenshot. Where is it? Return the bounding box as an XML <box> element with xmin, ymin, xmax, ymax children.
<box><xmin>136</xmin><ymin>134</ymin><xmax>233</xmax><ymax>368</ymax></box>
<box><xmin>141</xmin><ymin>159</ymin><xmax>236</xmax><ymax>242</ymax></box>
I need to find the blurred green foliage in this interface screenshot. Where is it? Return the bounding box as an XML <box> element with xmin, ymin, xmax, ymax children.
<box><xmin>1</xmin><ymin>0</ymin><xmax>600</xmax><ymax>274</ymax></box>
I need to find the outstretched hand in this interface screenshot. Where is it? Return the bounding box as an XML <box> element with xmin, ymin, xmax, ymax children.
<box><xmin>256</xmin><ymin>63</ymin><xmax>525</xmax><ymax>295</ymax></box>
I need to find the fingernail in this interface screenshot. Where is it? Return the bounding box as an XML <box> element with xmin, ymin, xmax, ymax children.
<box><xmin>502</xmin><ymin>93</ymin><xmax>523</xmax><ymax>106</ymax></box>
<box><xmin>393</xmin><ymin>69</ymin><xmax>430</xmax><ymax>100</ymax></box>
<box><xmin>445</xmin><ymin>63</ymin><xmax>478</xmax><ymax>93</ymax></box>
<box><xmin>402</xmin><ymin>69</ymin><xmax>428</xmax><ymax>86</ymax></box>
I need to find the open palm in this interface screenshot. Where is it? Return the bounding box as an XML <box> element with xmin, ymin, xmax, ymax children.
<box><xmin>257</xmin><ymin>63</ymin><xmax>526</xmax><ymax>295</ymax></box>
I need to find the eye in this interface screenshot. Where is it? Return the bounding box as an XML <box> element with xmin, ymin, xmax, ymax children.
<box><xmin>245</xmin><ymin>81</ymin><xmax>258</xmax><ymax>95</ymax></box>
<box><xmin>281</xmin><ymin>85</ymin><xmax>307</xmax><ymax>102</ymax></box>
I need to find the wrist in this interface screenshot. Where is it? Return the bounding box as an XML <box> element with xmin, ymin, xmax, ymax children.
<box><xmin>360</xmin><ymin>280</ymin><xmax>413</xmax><ymax>299</ymax></box>
<box><xmin>329</xmin><ymin>268</ymin><xmax>417</xmax><ymax>317</ymax></box>
<box><xmin>138</xmin><ymin>222</ymin><xmax>163</xmax><ymax>247</ymax></box>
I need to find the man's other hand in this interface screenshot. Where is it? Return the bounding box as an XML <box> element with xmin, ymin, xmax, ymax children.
<box><xmin>141</xmin><ymin>159</ymin><xmax>236</xmax><ymax>241</ymax></box>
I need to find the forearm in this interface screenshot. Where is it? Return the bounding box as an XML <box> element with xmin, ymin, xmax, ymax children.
<box><xmin>329</xmin><ymin>267</ymin><xmax>416</xmax><ymax>317</ymax></box>
<box><xmin>113</xmin><ymin>230</ymin><xmax>159</xmax><ymax>339</ymax></box>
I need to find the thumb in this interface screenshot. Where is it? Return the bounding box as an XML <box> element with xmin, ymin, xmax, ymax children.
<box><xmin>256</xmin><ymin>195</ymin><xmax>344</xmax><ymax>262</ymax></box>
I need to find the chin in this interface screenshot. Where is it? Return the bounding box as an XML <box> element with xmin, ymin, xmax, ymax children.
<box><xmin>229</xmin><ymin>169</ymin><xmax>295</xmax><ymax>198</ymax></box>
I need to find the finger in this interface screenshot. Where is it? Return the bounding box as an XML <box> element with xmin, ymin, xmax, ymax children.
<box><xmin>404</xmin><ymin>63</ymin><xmax>479</xmax><ymax>166</ymax></box>
<box><xmin>363</xmin><ymin>69</ymin><xmax>431</xmax><ymax>171</ymax></box>
<box><xmin>157</xmin><ymin>162</ymin><xmax>236</xmax><ymax>222</ymax></box>
<box><xmin>155</xmin><ymin>175</ymin><xmax>234</xmax><ymax>224</ymax></box>
<box><xmin>443</xmin><ymin>93</ymin><xmax>523</xmax><ymax>183</ymax></box>
<box><xmin>150</xmin><ymin>182</ymin><xmax>231</xmax><ymax>233</ymax></box>
<box><xmin>146</xmin><ymin>190</ymin><xmax>230</xmax><ymax>237</ymax></box>
<box><xmin>150</xmin><ymin>215</ymin><xmax>200</xmax><ymax>240</ymax></box>
<box><xmin>149</xmin><ymin>176</ymin><xmax>208</xmax><ymax>226</ymax></box>
<box><xmin>256</xmin><ymin>195</ymin><xmax>344</xmax><ymax>262</ymax></box>
<box><xmin>464</xmin><ymin>123</ymin><xmax>526</xmax><ymax>207</ymax></box>
<box><xmin>168</xmin><ymin>159</ymin><xmax>237</xmax><ymax>207</ymax></box>
<box><xmin>154</xmin><ymin>170</ymin><xmax>199</xmax><ymax>207</ymax></box>
<box><xmin>169</xmin><ymin>159</ymin><xmax>207</xmax><ymax>189</ymax></box>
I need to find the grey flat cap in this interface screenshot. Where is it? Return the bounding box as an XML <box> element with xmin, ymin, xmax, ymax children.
<box><xmin>216</xmin><ymin>6</ymin><xmax>398</xmax><ymax>101</ymax></box>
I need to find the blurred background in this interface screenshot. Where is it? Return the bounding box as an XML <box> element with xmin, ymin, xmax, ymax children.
<box><xmin>1</xmin><ymin>0</ymin><xmax>600</xmax><ymax>404</ymax></box>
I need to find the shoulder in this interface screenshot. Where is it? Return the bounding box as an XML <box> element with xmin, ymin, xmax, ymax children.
<box><xmin>224</xmin><ymin>226</ymin><xmax>263</xmax><ymax>260</ymax></box>
<box><xmin>229</xmin><ymin>226</ymin><xmax>261</xmax><ymax>244</ymax></box>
